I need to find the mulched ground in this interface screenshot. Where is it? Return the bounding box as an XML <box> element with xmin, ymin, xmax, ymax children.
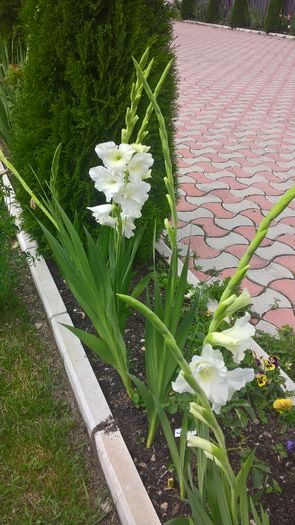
<box><xmin>47</xmin><ymin>259</ymin><xmax>295</xmax><ymax>525</ymax></box>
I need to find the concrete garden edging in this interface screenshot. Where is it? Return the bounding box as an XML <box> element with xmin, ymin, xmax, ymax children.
<box><xmin>2</xmin><ymin>169</ymin><xmax>295</xmax><ymax>524</ymax></box>
<box><xmin>184</xmin><ymin>20</ymin><xmax>295</xmax><ymax>40</ymax></box>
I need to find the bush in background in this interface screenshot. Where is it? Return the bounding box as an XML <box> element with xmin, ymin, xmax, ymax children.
<box><xmin>230</xmin><ymin>0</ymin><xmax>250</xmax><ymax>28</ymax></box>
<box><xmin>205</xmin><ymin>0</ymin><xmax>220</xmax><ymax>23</ymax></box>
<box><xmin>249</xmin><ymin>7</ymin><xmax>264</xmax><ymax>29</ymax></box>
<box><xmin>180</xmin><ymin>0</ymin><xmax>195</xmax><ymax>19</ymax></box>
<box><xmin>290</xmin><ymin>15</ymin><xmax>295</xmax><ymax>34</ymax></box>
<box><xmin>264</xmin><ymin>0</ymin><xmax>283</xmax><ymax>33</ymax></box>
<box><xmin>0</xmin><ymin>0</ymin><xmax>23</xmax><ymax>38</ymax></box>
<box><xmin>11</xmin><ymin>0</ymin><xmax>177</xmax><ymax>258</ymax></box>
<box><xmin>0</xmin><ymin>184</ymin><xmax>19</xmax><ymax>309</ymax></box>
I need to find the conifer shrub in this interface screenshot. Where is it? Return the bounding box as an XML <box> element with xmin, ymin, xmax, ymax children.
<box><xmin>180</xmin><ymin>0</ymin><xmax>195</xmax><ymax>19</ymax></box>
<box><xmin>264</xmin><ymin>0</ymin><xmax>282</xmax><ymax>33</ymax></box>
<box><xmin>0</xmin><ymin>0</ymin><xmax>22</xmax><ymax>37</ymax></box>
<box><xmin>11</xmin><ymin>0</ymin><xmax>177</xmax><ymax>257</ymax></box>
<box><xmin>205</xmin><ymin>0</ymin><xmax>220</xmax><ymax>23</ymax></box>
<box><xmin>290</xmin><ymin>15</ymin><xmax>295</xmax><ymax>35</ymax></box>
<box><xmin>230</xmin><ymin>0</ymin><xmax>250</xmax><ymax>28</ymax></box>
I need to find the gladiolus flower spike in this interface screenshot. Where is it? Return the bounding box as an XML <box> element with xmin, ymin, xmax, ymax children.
<box><xmin>88</xmin><ymin>141</ymin><xmax>154</xmax><ymax>238</ymax></box>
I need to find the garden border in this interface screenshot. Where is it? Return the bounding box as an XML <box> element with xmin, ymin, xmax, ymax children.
<box><xmin>2</xmin><ymin>168</ymin><xmax>295</xmax><ymax>525</ymax></box>
<box><xmin>183</xmin><ymin>19</ymin><xmax>295</xmax><ymax>39</ymax></box>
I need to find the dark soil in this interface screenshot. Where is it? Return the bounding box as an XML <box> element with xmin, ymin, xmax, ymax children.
<box><xmin>47</xmin><ymin>259</ymin><xmax>295</xmax><ymax>525</ymax></box>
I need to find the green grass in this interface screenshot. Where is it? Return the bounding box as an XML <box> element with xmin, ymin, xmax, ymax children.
<box><xmin>0</xmin><ymin>273</ymin><xmax>113</xmax><ymax>524</ymax></box>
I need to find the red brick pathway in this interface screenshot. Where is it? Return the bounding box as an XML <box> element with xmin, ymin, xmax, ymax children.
<box><xmin>174</xmin><ymin>22</ymin><xmax>295</xmax><ymax>333</ymax></box>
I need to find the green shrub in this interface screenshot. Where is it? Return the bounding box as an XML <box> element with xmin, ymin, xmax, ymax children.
<box><xmin>0</xmin><ymin>0</ymin><xmax>23</xmax><ymax>38</ymax></box>
<box><xmin>290</xmin><ymin>15</ymin><xmax>295</xmax><ymax>35</ymax></box>
<box><xmin>230</xmin><ymin>0</ymin><xmax>250</xmax><ymax>28</ymax></box>
<box><xmin>205</xmin><ymin>0</ymin><xmax>220</xmax><ymax>23</ymax></box>
<box><xmin>0</xmin><ymin>184</ymin><xmax>18</xmax><ymax>308</ymax></box>
<box><xmin>180</xmin><ymin>0</ymin><xmax>195</xmax><ymax>19</ymax></box>
<box><xmin>264</xmin><ymin>0</ymin><xmax>282</xmax><ymax>33</ymax></box>
<box><xmin>249</xmin><ymin>7</ymin><xmax>264</xmax><ymax>29</ymax></box>
<box><xmin>11</xmin><ymin>0</ymin><xmax>177</xmax><ymax>258</ymax></box>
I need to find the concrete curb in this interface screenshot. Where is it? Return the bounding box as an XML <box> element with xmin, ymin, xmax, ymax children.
<box><xmin>2</xmin><ymin>169</ymin><xmax>295</xmax><ymax>524</ymax></box>
<box><xmin>184</xmin><ymin>20</ymin><xmax>295</xmax><ymax>40</ymax></box>
<box><xmin>2</xmin><ymin>172</ymin><xmax>161</xmax><ymax>525</ymax></box>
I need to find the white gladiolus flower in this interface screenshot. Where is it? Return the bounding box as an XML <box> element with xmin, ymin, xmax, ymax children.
<box><xmin>131</xmin><ymin>143</ymin><xmax>150</xmax><ymax>153</ymax></box>
<box><xmin>114</xmin><ymin>181</ymin><xmax>150</xmax><ymax>218</ymax></box>
<box><xmin>89</xmin><ymin>166</ymin><xmax>125</xmax><ymax>202</ymax></box>
<box><xmin>121</xmin><ymin>215</ymin><xmax>136</xmax><ymax>238</ymax></box>
<box><xmin>95</xmin><ymin>141</ymin><xmax>134</xmax><ymax>170</ymax></box>
<box><xmin>209</xmin><ymin>312</ymin><xmax>255</xmax><ymax>364</ymax></box>
<box><xmin>225</xmin><ymin>289</ymin><xmax>252</xmax><ymax>316</ymax></box>
<box><xmin>87</xmin><ymin>204</ymin><xmax>116</xmax><ymax>228</ymax></box>
<box><xmin>127</xmin><ymin>152</ymin><xmax>154</xmax><ymax>181</ymax></box>
<box><xmin>172</xmin><ymin>344</ymin><xmax>254</xmax><ymax>413</ymax></box>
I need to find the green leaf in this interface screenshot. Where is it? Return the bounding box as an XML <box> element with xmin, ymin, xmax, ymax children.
<box><xmin>165</xmin><ymin>518</ymin><xmax>190</xmax><ymax>525</ymax></box>
<box><xmin>62</xmin><ymin>324</ymin><xmax>117</xmax><ymax>369</ymax></box>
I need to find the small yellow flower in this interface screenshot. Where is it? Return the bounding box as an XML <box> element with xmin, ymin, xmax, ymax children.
<box><xmin>256</xmin><ymin>372</ymin><xmax>267</xmax><ymax>387</ymax></box>
<box><xmin>273</xmin><ymin>398</ymin><xmax>293</xmax><ymax>413</ymax></box>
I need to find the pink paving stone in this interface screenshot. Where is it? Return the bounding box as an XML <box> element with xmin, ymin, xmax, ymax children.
<box><xmin>188</xmin><ymin>263</ymin><xmax>211</xmax><ymax>282</ymax></box>
<box><xmin>240</xmin><ymin>209</ymin><xmax>263</xmax><ymax>225</ymax></box>
<box><xmin>213</xmin><ymin>189</ymin><xmax>241</xmax><ymax>203</ymax></box>
<box><xmin>270</xmin><ymin>279</ymin><xmax>295</xmax><ymax>306</ymax></box>
<box><xmin>177</xmin><ymin>196</ymin><xmax>197</xmax><ymax>212</ymax></box>
<box><xmin>233</xmin><ymin>226</ymin><xmax>272</xmax><ymax>247</ymax></box>
<box><xmin>181</xmin><ymin>235</ymin><xmax>220</xmax><ymax>259</ymax></box>
<box><xmin>273</xmin><ymin>256</ymin><xmax>295</xmax><ymax>275</ymax></box>
<box><xmin>263</xmin><ymin>308</ymin><xmax>295</xmax><ymax>330</ymax></box>
<box><xmin>177</xmin><ymin>148</ymin><xmax>195</xmax><ymax>158</ymax></box>
<box><xmin>201</xmin><ymin>202</ymin><xmax>236</xmax><ymax>218</ymax></box>
<box><xmin>192</xmin><ymin>217</ymin><xmax>229</xmax><ymax>237</ymax></box>
<box><xmin>275</xmin><ymin>234</ymin><xmax>295</xmax><ymax>249</ymax></box>
<box><xmin>247</xmin><ymin>195</ymin><xmax>274</xmax><ymax>210</ymax></box>
<box><xmin>181</xmin><ymin>184</ymin><xmax>208</xmax><ymax>197</ymax></box>
<box><xmin>241</xmin><ymin>277</ymin><xmax>265</xmax><ymax>297</ymax></box>
<box><xmin>214</xmin><ymin>177</ymin><xmax>247</xmax><ymax>189</ymax></box>
<box><xmin>254</xmin><ymin>183</ymin><xmax>281</xmax><ymax>196</ymax></box>
<box><xmin>279</xmin><ymin>217</ymin><xmax>295</xmax><ymax>228</ymax></box>
<box><xmin>225</xmin><ymin>244</ymin><xmax>269</xmax><ymax>269</ymax></box>
<box><xmin>195</xmin><ymin>162</ymin><xmax>224</xmax><ymax>173</ymax></box>
<box><xmin>229</xmin><ymin>166</ymin><xmax>255</xmax><ymax>178</ymax></box>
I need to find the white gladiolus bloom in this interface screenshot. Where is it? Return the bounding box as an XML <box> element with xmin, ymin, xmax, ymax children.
<box><xmin>114</xmin><ymin>181</ymin><xmax>150</xmax><ymax>218</ymax></box>
<box><xmin>172</xmin><ymin>344</ymin><xmax>254</xmax><ymax>413</ymax></box>
<box><xmin>127</xmin><ymin>152</ymin><xmax>154</xmax><ymax>181</ymax></box>
<box><xmin>95</xmin><ymin>141</ymin><xmax>134</xmax><ymax>170</ymax></box>
<box><xmin>225</xmin><ymin>288</ymin><xmax>252</xmax><ymax>316</ymax></box>
<box><xmin>87</xmin><ymin>204</ymin><xmax>116</xmax><ymax>228</ymax></box>
<box><xmin>121</xmin><ymin>215</ymin><xmax>136</xmax><ymax>238</ymax></box>
<box><xmin>89</xmin><ymin>166</ymin><xmax>125</xmax><ymax>202</ymax></box>
<box><xmin>209</xmin><ymin>312</ymin><xmax>255</xmax><ymax>364</ymax></box>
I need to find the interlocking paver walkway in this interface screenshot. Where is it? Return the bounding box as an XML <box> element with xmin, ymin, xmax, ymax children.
<box><xmin>174</xmin><ymin>22</ymin><xmax>295</xmax><ymax>333</ymax></box>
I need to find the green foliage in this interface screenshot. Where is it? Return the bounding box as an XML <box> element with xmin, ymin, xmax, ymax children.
<box><xmin>0</xmin><ymin>34</ymin><xmax>24</xmax><ymax>148</ymax></box>
<box><xmin>0</xmin><ymin>0</ymin><xmax>23</xmax><ymax>38</ymax></box>
<box><xmin>290</xmin><ymin>15</ymin><xmax>295</xmax><ymax>35</ymax></box>
<box><xmin>230</xmin><ymin>0</ymin><xmax>250</xmax><ymax>28</ymax></box>
<box><xmin>255</xmin><ymin>325</ymin><xmax>295</xmax><ymax>381</ymax></box>
<box><xmin>180</xmin><ymin>0</ymin><xmax>195</xmax><ymax>19</ymax></box>
<box><xmin>249</xmin><ymin>8</ymin><xmax>264</xmax><ymax>29</ymax></box>
<box><xmin>0</xmin><ymin>183</ymin><xmax>19</xmax><ymax>309</ymax></box>
<box><xmin>264</xmin><ymin>0</ymin><xmax>282</xmax><ymax>33</ymax></box>
<box><xmin>11</xmin><ymin>0</ymin><xmax>177</xmax><ymax>258</ymax></box>
<box><xmin>205</xmin><ymin>0</ymin><xmax>220</xmax><ymax>23</ymax></box>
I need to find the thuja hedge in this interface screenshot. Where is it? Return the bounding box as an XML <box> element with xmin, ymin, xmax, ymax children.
<box><xmin>205</xmin><ymin>0</ymin><xmax>220</xmax><ymax>23</ymax></box>
<box><xmin>0</xmin><ymin>0</ymin><xmax>22</xmax><ymax>37</ymax></box>
<box><xmin>264</xmin><ymin>0</ymin><xmax>283</xmax><ymax>33</ymax></box>
<box><xmin>230</xmin><ymin>0</ymin><xmax>250</xmax><ymax>28</ymax></box>
<box><xmin>11</xmin><ymin>0</ymin><xmax>177</xmax><ymax>256</ymax></box>
<box><xmin>180</xmin><ymin>0</ymin><xmax>195</xmax><ymax>19</ymax></box>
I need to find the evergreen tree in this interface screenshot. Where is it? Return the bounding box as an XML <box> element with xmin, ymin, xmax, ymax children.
<box><xmin>0</xmin><ymin>0</ymin><xmax>23</xmax><ymax>37</ymax></box>
<box><xmin>264</xmin><ymin>0</ymin><xmax>283</xmax><ymax>33</ymax></box>
<box><xmin>205</xmin><ymin>0</ymin><xmax>220</xmax><ymax>23</ymax></box>
<box><xmin>180</xmin><ymin>0</ymin><xmax>195</xmax><ymax>19</ymax></box>
<box><xmin>10</xmin><ymin>0</ymin><xmax>177</xmax><ymax>256</ymax></box>
<box><xmin>230</xmin><ymin>0</ymin><xmax>250</xmax><ymax>28</ymax></box>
